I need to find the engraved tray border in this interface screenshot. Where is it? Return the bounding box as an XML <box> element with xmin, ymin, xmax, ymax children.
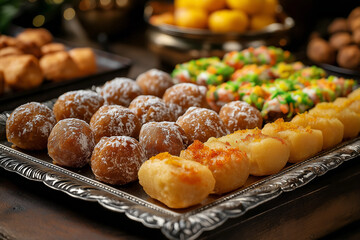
<box><xmin>0</xmin><ymin>109</ymin><xmax>359</xmax><ymax>240</ymax></box>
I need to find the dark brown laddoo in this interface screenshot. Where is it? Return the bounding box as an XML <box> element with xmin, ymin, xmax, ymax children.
<box><xmin>48</xmin><ymin>118</ymin><xmax>95</xmax><ymax>168</ymax></box>
<box><xmin>128</xmin><ymin>95</ymin><xmax>175</xmax><ymax>124</ymax></box>
<box><xmin>163</xmin><ymin>83</ymin><xmax>210</xmax><ymax>116</ymax></box>
<box><xmin>176</xmin><ymin>107</ymin><xmax>228</xmax><ymax>143</ymax></box>
<box><xmin>91</xmin><ymin>136</ymin><xmax>146</xmax><ymax>185</ymax></box>
<box><xmin>307</xmin><ymin>38</ymin><xmax>335</xmax><ymax>64</ymax></box>
<box><xmin>90</xmin><ymin>105</ymin><xmax>141</xmax><ymax>143</ymax></box>
<box><xmin>135</xmin><ymin>69</ymin><xmax>174</xmax><ymax>97</ymax></box>
<box><xmin>100</xmin><ymin>77</ymin><xmax>142</xmax><ymax>106</ymax></box>
<box><xmin>337</xmin><ymin>45</ymin><xmax>360</xmax><ymax>69</ymax></box>
<box><xmin>53</xmin><ymin>90</ymin><xmax>104</xmax><ymax>123</ymax></box>
<box><xmin>327</xmin><ymin>18</ymin><xmax>348</xmax><ymax>34</ymax></box>
<box><xmin>139</xmin><ymin>121</ymin><xmax>188</xmax><ymax>159</ymax></box>
<box><xmin>329</xmin><ymin>32</ymin><xmax>352</xmax><ymax>50</ymax></box>
<box><xmin>6</xmin><ymin>102</ymin><xmax>56</xmax><ymax>150</ymax></box>
<box><xmin>219</xmin><ymin>101</ymin><xmax>263</xmax><ymax>132</ymax></box>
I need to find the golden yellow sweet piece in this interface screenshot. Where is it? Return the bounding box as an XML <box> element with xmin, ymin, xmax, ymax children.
<box><xmin>347</xmin><ymin>88</ymin><xmax>360</xmax><ymax>99</ymax></box>
<box><xmin>216</xmin><ymin>129</ymin><xmax>290</xmax><ymax>176</ymax></box>
<box><xmin>174</xmin><ymin>8</ymin><xmax>208</xmax><ymax>29</ymax></box>
<box><xmin>180</xmin><ymin>140</ymin><xmax>249</xmax><ymax>194</ymax></box>
<box><xmin>262</xmin><ymin>119</ymin><xmax>323</xmax><ymax>163</ymax></box>
<box><xmin>333</xmin><ymin>97</ymin><xmax>360</xmax><ymax>114</ymax></box>
<box><xmin>309</xmin><ymin>102</ymin><xmax>360</xmax><ymax>139</ymax></box>
<box><xmin>226</xmin><ymin>0</ymin><xmax>264</xmax><ymax>15</ymax></box>
<box><xmin>193</xmin><ymin>0</ymin><xmax>227</xmax><ymax>12</ymax></box>
<box><xmin>291</xmin><ymin>112</ymin><xmax>344</xmax><ymax>150</ymax></box>
<box><xmin>208</xmin><ymin>10</ymin><xmax>249</xmax><ymax>33</ymax></box>
<box><xmin>138</xmin><ymin>153</ymin><xmax>215</xmax><ymax>209</ymax></box>
<box><xmin>250</xmin><ymin>14</ymin><xmax>276</xmax><ymax>31</ymax></box>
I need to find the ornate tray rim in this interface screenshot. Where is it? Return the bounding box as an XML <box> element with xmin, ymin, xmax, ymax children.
<box><xmin>1</xmin><ymin>110</ymin><xmax>359</xmax><ymax>240</ymax></box>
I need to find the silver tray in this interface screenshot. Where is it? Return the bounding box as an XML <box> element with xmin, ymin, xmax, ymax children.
<box><xmin>0</xmin><ymin>102</ymin><xmax>360</xmax><ymax>240</ymax></box>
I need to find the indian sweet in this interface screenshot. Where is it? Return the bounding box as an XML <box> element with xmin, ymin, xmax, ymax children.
<box><xmin>176</xmin><ymin>107</ymin><xmax>228</xmax><ymax>143</ymax></box>
<box><xmin>6</xmin><ymin>102</ymin><xmax>56</xmax><ymax>150</ymax></box>
<box><xmin>216</xmin><ymin>129</ymin><xmax>290</xmax><ymax>176</ymax></box>
<box><xmin>219</xmin><ymin>100</ymin><xmax>263</xmax><ymax>132</ymax></box>
<box><xmin>91</xmin><ymin>136</ymin><xmax>146</xmax><ymax>185</ymax></box>
<box><xmin>180</xmin><ymin>140</ymin><xmax>249</xmax><ymax>194</ymax></box>
<box><xmin>291</xmin><ymin>112</ymin><xmax>344</xmax><ymax>150</ymax></box>
<box><xmin>100</xmin><ymin>77</ymin><xmax>143</xmax><ymax>106</ymax></box>
<box><xmin>89</xmin><ymin>105</ymin><xmax>141</xmax><ymax>143</ymax></box>
<box><xmin>53</xmin><ymin>90</ymin><xmax>104</xmax><ymax>123</ymax></box>
<box><xmin>139</xmin><ymin>121</ymin><xmax>188</xmax><ymax>159</ymax></box>
<box><xmin>48</xmin><ymin>118</ymin><xmax>95</xmax><ymax>168</ymax></box>
<box><xmin>135</xmin><ymin>69</ymin><xmax>174</xmax><ymax>97</ymax></box>
<box><xmin>138</xmin><ymin>152</ymin><xmax>215</xmax><ymax>208</ymax></box>
<box><xmin>68</xmin><ymin>48</ymin><xmax>97</xmax><ymax>76</ymax></box>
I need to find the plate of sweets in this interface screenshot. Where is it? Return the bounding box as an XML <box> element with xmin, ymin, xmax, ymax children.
<box><xmin>1</xmin><ymin>46</ymin><xmax>360</xmax><ymax>240</ymax></box>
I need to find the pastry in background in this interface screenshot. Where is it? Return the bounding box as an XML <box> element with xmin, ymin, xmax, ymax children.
<box><xmin>0</xmin><ymin>71</ymin><xmax>4</xmax><ymax>95</ymax></box>
<box><xmin>68</xmin><ymin>48</ymin><xmax>97</xmax><ymax>76</ymax></box>
<box><xmin>306</xmin><ymin>38</ymin><xmax>335</xmax><ymax>64</ymax></box>
<box><xmin>138</xmin><ymin>152</ymin><xmax>215</xmax><ymax>208</ymax></box>
<box><xmin>0</xmin><ymin>54</ymin><xmax>43</xmax><ymax>90</ymax></box>
<box><xmin>337</xmin><ymin>45</ymin><xmax>360</xmax><ymax>69</ymax></box>
<box><xmin>0</xmin><ymin>46</ymin><xmax>23</xmax><ymax>57</ymax></box>
<box><xmin>41</xmin><ymin>42</ymin><xmax>66</xmax><ymax>55</ymax></box>
<box><xmin>16</xmin><ymin>28</ymin><xmax>53</xmax><ymax>48</ymax></box>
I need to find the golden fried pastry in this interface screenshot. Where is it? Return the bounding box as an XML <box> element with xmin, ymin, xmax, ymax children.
<box><xmin>0</xmin><ymin>55</ymin><xmax>43</xmax><ymax>90</ymax></box>
<box><xmin>16</xmin><ymin>28</ymin><xmax>53</xmax><ymax>47</ymax></box>
<box><xmin>348</xmin><ymin>88</ymin><xmax>360</xmax><ymax>99</ymax></box>
<box><xmin>135</xmin><ymin>69</ymin><xmax>174</xmax><ymax>97</ymax></box>
<box><xmin>291</xmin><ymin>112</ymin><xmax>344</xmax><ymax>150</ymax></box>
<box><xmin>40</xmin><ymin>51</ymin><xmax>81</xmax><ymax>81</ymax></box>
<box><xmin>219</xmin><ymin>101</ymin><xmax>263</xmax><ymax>132</ymax></box>
<box><xmin>307</xmin><ymin>38</ymin><xmax>335</xmax><ymax>64</ymax></box>
<box><xmin>128</xmin><ymin>95</ymin><xmax>175</xmax><ymax>124</ymax></box>
<box><xmin>216</xmin><ymin>129</ymin><xmax>290</xmax><ymax>176</ymax></box>
<box><xmin>176</xmin><ymin>107</ymin><xmax>228</xmax><ymax>143</ymax></box>
<box><xmin>0</xmin><ymin>71</ymin><xmax>4</xmax><ymax>95</ymax></box>
<box><xmin>138</xmin><ymin>152</ymin><xmax>215</xmax><ymax>208</ymax></box>
<box><xmin>262</xmin><ymin>119</ymin><xmax>323</xmax><ymax>163</ymax></box>
<box><xmin>329</xmin><ymin>32</ymin><xmax>352</xmax><ymax>50</ymax></box>
<box><xmin>100</xmin><ymin>77</ymin><xmax>143</xmax><ymax>106</ymax></box>
<box><xmin>333</xmin><ymin>97</ymin><xmax>360</xmax><ymax>114</ymax></box>
<box><xmin>53</xmin><ymin>90</ymin><xmax>104</xmax><ymax>123</ymax></box>
<box><xmin>91</xmin><ymin>136</ymin><xmax>146</xmax><ymax>185</ymax></box>
<box><xmin>69</xmin><ymin>48</ymin><xmax>97</xmax><ymax>76</ymax></box>
<box><xmin>6</xmin><ymin>102</ymin><xmax>56</xmax><ymax>150</ymax></box>
<box><xmin>328</xmin><ymin>18</ymin><xmax>348</xmax><ymax>34</ymax></box>
<box><xmin>90</xmin><ymin>105</ymin><xmax>141</xmax><ymax>143</ymax></box>
<box><xmin>41</xmin><ymin>42</ymin><xmax>66</xmax><ymax>55</ymax></box>
<box><xmin>139</xmin><ymin>121</ymin><xmax>188</xmax><ymax>159</ymax></box>
<box><xmin>0</xmin><ymin>46</ymin><xmax>23</xmax><ymax>57</ymax></box>
<box><xmin>163</xmin><ymin>83</ymin><xmax>210</xmax><ymax>116</ymax></box>
<box><xmin>309</xmin><ymin>102</ymin><xmax>360</xmax><ymax>139</ymax></box>
<box><xmin>48</xmin><ymin>118</ymin><xmax>95</xmax><ymax>168</ymax></box>
<box><xmin>337</xmin><ymin>45</ymin><xmax>360</xmax><ymax>69</ymax></box>
<box><xmin>180</xmin><ymin>140</ymin><xmax>249</xmax><ymax>194</ymax></box>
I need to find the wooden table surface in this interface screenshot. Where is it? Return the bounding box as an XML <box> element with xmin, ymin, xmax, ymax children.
<box><xmin>1</xmin><ymin>19</ymin><xmax>360</xmax><ymax>240</ymax></box>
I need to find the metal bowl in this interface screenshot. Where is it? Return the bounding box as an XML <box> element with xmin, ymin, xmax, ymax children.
<box><xmin>145</xmin><ymin>1</ymin><xmax>295</xmax><ymax>67</ymax></box>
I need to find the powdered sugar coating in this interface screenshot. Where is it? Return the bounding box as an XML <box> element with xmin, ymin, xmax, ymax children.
<box><xmin>163</xmin><ymin>83</ymin><xmax>210</xmax><ymax>116</ymax></box>
<box><xmin>176</xmin><ymin>107</ymin><xmax>228</xmax><ymax>143</ymax></box>
<box><xmin>91</xmin><ymin>136</ymin><xmax>146</xmax><ymax>185</ymax></box>
<box><xmin>139</xmin><ymin>121</ymin><xmax>188</xmax><ymax>159</ymax></box>
<box><xmin>6</xmin><ymin>102</ymin><xmax>56</xmax><ymax>150</ymax></box>
<box><xmin>100</xmin><ymin>77</ymin><xmax>142</xmax><ymax>106</ymax></box>
<box><xmin>136</xmin><ymin>69</ymin><xmax>174</xmax><ymax>97</ymax></box>
<box><xmin>219</xmin><ymin>101</ymin><xmax>263</xmax><ymax>132</ymax></box>
<box><xmin>129</xmin><ymin>95</ymin><xmax>175</xmax><ymax>124</ymax></box>
<box><xmin>90</xmin><ymin>105</ymin><xmax>141</xmax><ymax>143</ymax></box>
<box><xmin>53</xmin><ymin>90</ymin><xmax>104</xmax><ymax>123</ymax></box>
<box><xmin>48</xmin><ymin>118</ymin><xmax>95</xmax><ymax>168</ymax></box>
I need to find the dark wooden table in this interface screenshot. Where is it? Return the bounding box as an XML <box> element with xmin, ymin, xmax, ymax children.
<box><xmin>1</xmin><ymin>19</ymin><xmax>360</xmax><ymax>240</ymax></box>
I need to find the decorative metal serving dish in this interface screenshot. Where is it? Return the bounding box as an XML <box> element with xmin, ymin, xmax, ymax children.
<box><xmin>144</xmin><ymin>1</ymin><xmax>295</xmax><ymax>67</ymax></box>
<box><xmin>0</xmin><ymin>99</ymin><xmax>359</xmax><ymax>240</ymax></box>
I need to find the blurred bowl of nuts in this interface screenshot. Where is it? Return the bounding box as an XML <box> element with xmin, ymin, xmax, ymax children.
<box><xmin>144</xmin><ymin>0</ymin><xmax>295</xmax><ymax>67</ymax></box>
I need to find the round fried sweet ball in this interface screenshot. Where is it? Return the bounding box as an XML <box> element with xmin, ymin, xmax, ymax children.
<box><xmin>328</xmin><ymin>18</ymin><xmax>348</xmax><ymax>34</ymax></box>
<box><xmin>48</xmin><ymin>118</ymin><xmax>95</xmax><ymax>168</ymax></box>
<box><xmin>91</xmin><ymin>136</ymin><xmax>146</xmax><ymax>185</ymax></box>
<box><xmin>176</xmin><ymin>107</ymin><xmax>228</xmax><ymax>143</ymax></box>
<box><xmin>136</xmin><ymin>69</ymin><xmax>174</xmax><ymax>97</ymax></box>
<box><xmin>139</xmin><ymin>121</ymin><xmax>188</xmax><ymax>159</ymax></box>
<box><xmin>90</xmin><ymin>105</ymin><xmax>141</xmax><ymax>143</ymax></box>
<box><xmin>6</xmin><ymin>102</ymin><xmax>56</xmax><ymax>150</ymax></box>
<box><xmin>129</xmin><ymin>95</ymin><xmax>175</xmax><ymax>124</ymax></box>
<box><xmin>53</xmin><ymin>90</ymin><xmax>104</xmax><ymax>123</ymax></box>
<box><xmin>307</xmin><ymin>38</ymin><xmax>335</xmax><ymax>64</ymax></box>
<box><xmin>163</xmin><ymin>83</ymin><xmax>210</xmax><ymax>116</ymax></box>
<box><xmin>100</xmin><ymin>77</ymin><xmax>142</xmax><ymax>106</ymax></box>
<box><xmin>219</xmin><ymin>101</ymin><xmax>263</xmax><ymax>132</ymax></box>
<box><xmin>329</xmin><ymin>32</ymin><xmax>352</xmax><ymax>50</ymax></box>
<box><xmin>337</xmin><ymin>45</ymin><xmax>360</xmax><ymax>69</ymax></box>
